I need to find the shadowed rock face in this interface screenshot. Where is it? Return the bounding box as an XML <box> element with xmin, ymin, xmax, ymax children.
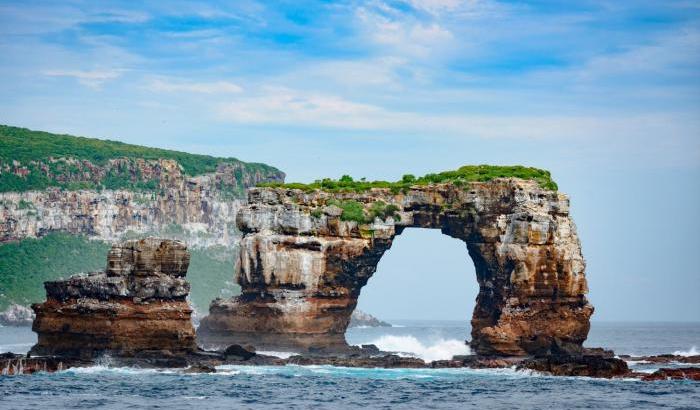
<box><xmin>198</xmin><ymin>179</ymin><xmax>592</xmax><ymax>356</ymax></box>
<box><xmin>30</xmin><ymin>238</ymin><xmax>196</xmax><ymax>359</ymax></box>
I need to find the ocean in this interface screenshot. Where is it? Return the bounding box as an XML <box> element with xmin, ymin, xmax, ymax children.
<box><xmin>1</xmin><ymin>321</ymin><xmax>699</xmax><ymax>409</ymax></box>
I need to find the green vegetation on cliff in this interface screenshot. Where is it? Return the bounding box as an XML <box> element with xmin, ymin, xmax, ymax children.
<box><xmin>0</xmin><ymin>233</ymin><xmax>240</xmax><ymax>313</ymax></box>
<box><xmin>0</xmin><ymin>124</ymin><xmax>282</xmax><ymax>193</ymax></box>
<box><xmin>0</xmin><ymin>233</ymin><xmax>110</xmax><ymax>310</ymax></box>
<box><xmin>259</xmin><ymin>165</ymin><xmax>558</xmax><ymax>192</ymax></box>
<box><xmin>324</xmin><ymin>199</ymin><xmax>401</xmax><ymax>224</ymax></box>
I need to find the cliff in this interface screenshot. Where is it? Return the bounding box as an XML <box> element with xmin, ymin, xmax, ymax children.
<box><xmin>0</xmin><ymin>125</ymin><xmax>284</xmax><ymax>310</ymax></box>
<box><xmin>30</xmin><ymin>238</ymin><xmax>196</xmax><ymax>359</ymax></box>
<box><xmin>199</xmin><ymin>173</ymin><xmax>591</xmax><ymax>356</ymax></box>
<box><xmin>0</xmin><ymin>124</ymin><xmax>284</xmax><ymax>246</ymax></box>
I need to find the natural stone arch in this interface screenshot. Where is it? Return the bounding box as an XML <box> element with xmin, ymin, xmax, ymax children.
<box><xmin>198</xmin><ymin>179</ymin><xmax>592</xmax><ymax>356</ymax></box>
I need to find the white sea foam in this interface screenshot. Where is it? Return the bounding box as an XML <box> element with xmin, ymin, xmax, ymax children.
<box><xmin>257</xmin><ymin>351</ymin><xmax>299</xmax><ymax>359</ymax></box>
<box><xmin>366</xmin><ymin>335</ymin><xmax>471</xmax><ymax>362</ymax></box>
<box><xmin>673</xmin><ymin>346</ymin><xmax>699</xmax><ymax>356</ymax></box>
<box><xmin>65</xmin><ymin>366</ymin><xmax>178</xmax><ymax>375</ymax></box>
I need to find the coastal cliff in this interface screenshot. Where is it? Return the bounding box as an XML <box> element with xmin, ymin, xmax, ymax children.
<box><xmin>0</xmin><ymin>125</ymin><xmax>284</xmax><ymax>311</ymax></box>
<box><xmin>199</xmin><ymin>167</ymin><xmax>592</xmax><ymax>356</ymax></box>
<box><xmin>30</xmin><ymin>238</ymin><xmax>196</xmax><ymax>359</ymax></box>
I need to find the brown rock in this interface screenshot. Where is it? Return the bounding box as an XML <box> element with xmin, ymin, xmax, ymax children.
<box><xmin>517</xmin><ymin>350</ymin><xmax>630</xmax><ymax>378</ymax></box>
<box><xmin>30</xmin><ymin>238</ymin><xmax>196</xmax><ymax>359</ymax></box>
<box><xmin>198</xmin><ymin>180</ymin><xmax>592</xmax><ymax>356</ymax></box>
<box><xmin>642</xmin><ymin>367</ymin><xmax>700</xmax><ymax>381</ymax></box>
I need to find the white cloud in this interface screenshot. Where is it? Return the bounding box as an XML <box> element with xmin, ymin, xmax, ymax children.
<box><xmin>218</xmin><ymin>87</ymin><xmax>384</xmax><ymax>128</ymax></box>
<box><xmin>356</xmin><ymin>4</ymin><xmax>454</xmax><ymax>58</ymax></box>
<box><xmin>43</xmin><ymin>69</ymin><xmax>124</xmax><ymax>88</ymax></box>
<box><xmin>215</xmin><ymin>87</ymin><xmax>699</xmax><ymax>146</ymax></box>
<box><xmin>407</xmin><ymin>0</ymin><xmax>464</xmax><ymax>14</ymax></box>
<box><xmin>148</xmin><ymin>79</ymin><xmax>243</xmax><ymax>94</ymax></box>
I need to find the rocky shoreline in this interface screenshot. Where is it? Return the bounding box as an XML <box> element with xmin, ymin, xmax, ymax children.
<box><xmin>3</xmin><ymin>346</ymin><xmax>699</xmax><ymax>381</ymax></box>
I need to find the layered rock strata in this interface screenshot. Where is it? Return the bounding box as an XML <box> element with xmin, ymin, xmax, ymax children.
<box><xmin>198</xmin><ymin>179</ymin><xmax>592</xmax><ymax>356</ymax></box>
<box><xmin>30</xmin><ymin>238</ymin><xmax>196</xmax><ymax>358</ymax></box>
<box><xmin>0</xmin><ymin>158</ymin><xmax>284</xmax><ymax>247</ymax></box>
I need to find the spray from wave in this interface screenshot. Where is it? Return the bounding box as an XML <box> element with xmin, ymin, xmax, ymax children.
<box><xmin>367</xmin><ymin>335</ymin><xmax>470</xmax><ymax>362</ymax></box>
<box><xmin>673</xmin><ymin>346</ymin><xmax>699</xmax><ymax>356</ymax></box>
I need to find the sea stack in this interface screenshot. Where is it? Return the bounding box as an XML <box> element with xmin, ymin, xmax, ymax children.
<box><xmin>30</xmin><ymin>238</ymin><xmax>196</xmax><ymax>359</ymax></box>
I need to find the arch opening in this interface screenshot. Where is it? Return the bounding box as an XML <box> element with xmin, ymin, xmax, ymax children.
<box><xmin>345</xmin><ymin>228</ymin><xmax>479</xmax><ymax>361</ymax></box>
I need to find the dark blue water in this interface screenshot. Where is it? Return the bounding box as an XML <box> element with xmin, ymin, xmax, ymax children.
<box><xmin>1</xmin><ymin>321</ymin><xmax>699</xmax><ymax>409</ymax></box>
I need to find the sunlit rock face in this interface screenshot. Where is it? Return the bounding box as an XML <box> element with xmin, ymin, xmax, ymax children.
<box><xmin>0</xmin><ymin>159</ymin><xmax>285</xmax><ymax>248</ymax></box>
<box><xmin>198</xmin><ymin>180</ymin><xmax>592</xmax><ymax>356</ymax></box>
<box><xmin>30</xmin><ymin>238</ymin><xmax>197</xmax><ymax>359</ymax></box>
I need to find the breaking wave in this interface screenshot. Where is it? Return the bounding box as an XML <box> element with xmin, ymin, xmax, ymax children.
<box><xmin>257</xmin><ymin>351</ymin><xmax>299</xmax><ymax>359</ymax></box>
<box><xmin>673</xmin><ymin>346</ymin><xmax>699</xmax><ymax>356</ymax></box>
<box><xmin>366</xmin><ymin>335</ymin><xmax>471</xmax><ymax>362</ymax></box>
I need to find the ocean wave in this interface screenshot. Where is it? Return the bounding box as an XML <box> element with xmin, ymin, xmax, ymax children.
<box><xmin>65</xmin><ymin>366</ymin><xmax>178</xmax><ymax>375</ymax></box>
<box><xmin>672</xmin><ymin>346</ymin><xmax>698</xmax><ymax>356</ymax></box>
<box><xmin>363</xmin><ymin>335</ymin><xmax>471</xmax><ymax>362</ymax></box>
<box><xmin>257</xmin><ymin>351</ymin><xmax>299</xmax><ymax>359</ymax></box>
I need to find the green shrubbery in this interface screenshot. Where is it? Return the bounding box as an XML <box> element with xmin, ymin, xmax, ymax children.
<box><xmin>323</xmin><ymin>199</ymin><xmax>401</xmax><ymax>224</ymax></box>
<box><xmin>0</xmin><ymin>233</ymin><xmax>110</xmax><ymax>310</ymax></box>
<box><xmin>259</xmin><ymin>165</ymin><xmax>558</xmax><ymax>192</ymax></box>
<box><xmin>0</xmin><ymin>124</ymin><xmax>281</xmax><ymax>193</ymax></box>
<box><xmin>186</xmin><ymin>245</ymin><xmax>241</xmax><ymax>313</ymax></box>
<box><xmin>0</xmin><ymin>232</ymin><xmax>241</xmax><ymax>313</ymax></box>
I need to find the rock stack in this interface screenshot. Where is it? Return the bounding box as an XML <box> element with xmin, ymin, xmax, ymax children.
<box><xmin>30</xmin><ymin>238</ymin><xmax>196</xmax><ymax>359</ymax></box>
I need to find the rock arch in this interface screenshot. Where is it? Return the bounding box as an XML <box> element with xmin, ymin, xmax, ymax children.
<box><xmin>198</xmin><ymin>179</ymin><xmax>592</xmax><ymax>356</ymax></box>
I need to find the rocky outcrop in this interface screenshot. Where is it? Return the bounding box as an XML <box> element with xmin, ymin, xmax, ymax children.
<box><xmin>0</xmin><ymin>303</ymin><xmax>35</xmax><ymax>326</ymax></box>
<box><xmin>0</xmin><ymin>158</ymin><xmax>284</xmax><ymax>248</ymax></box>
<box><xmin>517</xmin><ymin>346</ymin><xmax>629</xmax><ymax>378</ymax></box>
<box><xmin>198</xmin><ymin>179</ymin><xmax>592</xmax><ymax>356</ymax></box>
<box><xmin>30</xmin><ymin>238</ymin><xmax>196</xmax><ymax>359</ymax></box>
<box><xmin>349</xmin><ymin>310</ymin><xmax>391</xmax><ymax>328</ymax></box>
<box><xmin>642</xmin><ymin>367</ymin><xmax>700</xmax><ymax>381</ymax></box>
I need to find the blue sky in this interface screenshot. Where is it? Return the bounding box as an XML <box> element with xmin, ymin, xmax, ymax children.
<box><xmin>1</xmin><ymin>0</ymin><xmax>699</xmax><ymax>321</ymax></box>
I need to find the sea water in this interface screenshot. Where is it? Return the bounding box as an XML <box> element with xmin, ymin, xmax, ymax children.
<box><xmin>1</xmin><ymin>321</ymin><xmax>699</xmax><ymax>409</ymax></box>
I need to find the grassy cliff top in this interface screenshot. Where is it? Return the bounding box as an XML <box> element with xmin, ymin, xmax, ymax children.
<box><xmin>0</xmin><ymin>124</ymin><xmax>281</xmax><ymax>176</ymax></box>
<box><xmin>258</xmin><ymin>165</ymin><xmax>558</xmax><ymax>192</ymax></box>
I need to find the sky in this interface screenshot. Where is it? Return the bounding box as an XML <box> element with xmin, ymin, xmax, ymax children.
<box><xmin>0</xmin><ymin>0</ymin><xmax>698</xmax><ymax>321</ymax></box>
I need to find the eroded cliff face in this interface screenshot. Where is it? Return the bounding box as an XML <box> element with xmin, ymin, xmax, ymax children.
<box><xmin>0</xmin><ymin>158</ymin><xmax>284</xmax><ymax>247</ymax></box>
<box><xmin>198</xmin><ymin>179</ymin><xmax>592</xmax><ymax>356</ymax></box>
<box><xmin>30</xmin><ymin>238</ymin><xmax>196</xmax><ymax>359</ymax></box>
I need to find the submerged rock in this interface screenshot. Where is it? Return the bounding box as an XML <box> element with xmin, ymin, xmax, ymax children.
<box><xmin>348</xmin><ymin>310</ymin><xmax>391</xmax><ymax>328</ymax></box>
<box><xmin>619</xmin><ymin>354</ymin><xmax>700</xmax><ymax>364</ymax></box>
<box><xmin>30</xmin><ymin>238</ymin><xmax>197</xmax><ymax>359</ymax></box>
<box><xmin>0</xmin><ymin>304</ymin><xmax>35</xmax><ymax>326</ymax></box>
